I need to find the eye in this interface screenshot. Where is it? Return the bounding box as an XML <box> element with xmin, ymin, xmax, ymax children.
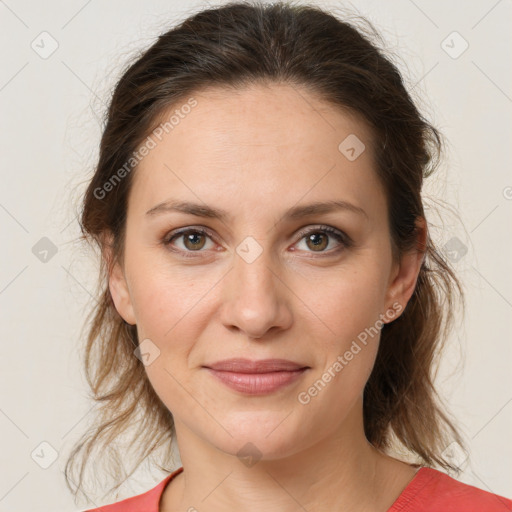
<box><xmin>163</xmin><ymin>225</ymin><xmax>352</xmax><ymax>259</ymax></box>
<box><xmin>292</xmin><ymin>225</ymin><xmax>351</xmax><ymax>255</ymax></box>
<box><xmin>163</xmin><ymin>227</ymin><xmax>216</xmax><ymax>257</ymax></box>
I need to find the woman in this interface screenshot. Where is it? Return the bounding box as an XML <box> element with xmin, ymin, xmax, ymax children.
<box><xmin>65</xmin><ymin>1</ymin><xmax>511</xmax><ymax>511</ymax></box>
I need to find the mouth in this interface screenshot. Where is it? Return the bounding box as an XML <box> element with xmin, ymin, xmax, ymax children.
<box><xmin>203</xmin><ymin>358</ymin><xmax>310</xmax><ymax>395</ymax></box>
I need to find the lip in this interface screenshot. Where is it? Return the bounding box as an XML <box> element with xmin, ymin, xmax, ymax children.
<box><xmin>204</xmin><ymin>358</ymin><xmax>308</xmax><ymax>373</ymax></box>
<box><xmin>203</xmin><ymin>358</ymin><xmax>310</xmax><ymax>395</ymax></box>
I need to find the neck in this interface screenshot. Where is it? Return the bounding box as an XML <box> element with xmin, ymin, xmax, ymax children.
<box><xmin>162</xmin><ymin>400</ymin><xmax>417</xmax><ymax>512</ymax></box>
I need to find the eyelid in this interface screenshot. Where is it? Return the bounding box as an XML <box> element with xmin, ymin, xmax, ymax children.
<box><xmin>294</xmin><ymin>225</ymin><xmax>351</xmax><ymax>245</ymax></box>
<box><xmin>163</xmin><ymin>224</ymin><xmax>352</xmax><ymax>256</ymax></box>
<box><xmin>162</xmin><ymin>226</ymin><xmax>218</xmax><ymax>257</ymax></box>
<box><xmin>163</xmin><ymin>225</ymin><xmax>218</xmax><ymax>245</ymax></box>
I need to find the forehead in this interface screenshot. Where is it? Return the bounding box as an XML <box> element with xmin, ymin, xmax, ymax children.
<box><xmin>150</xmin><ymin>81</ymin><xmax>371</xmax><ymax>152</ymax></box>
<box><xmin>128</xmin><ymin>82</ymin><xmax>385</xmax><ymax>222</ymax></box>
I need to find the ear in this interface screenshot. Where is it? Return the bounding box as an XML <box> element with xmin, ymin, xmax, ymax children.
<box><xmin>383</xmin><ymin>216</ymin><xmax>427</xmax><ymax>321</ymax></box>
<box><xmin>101</xmin><ymin>232</ymin><xmax>137</xmax><ymax>326</ymax></box>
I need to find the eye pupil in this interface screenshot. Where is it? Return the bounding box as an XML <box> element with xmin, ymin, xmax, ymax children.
<box><xmin>306</xmin><ymin>233</ymin><xmax>328</xmax><ymax>251</ymax></box>
<box><xmin>184</xmin><ymin>232</ymin><xmax>206</xmax><ymax>250</ymax></box>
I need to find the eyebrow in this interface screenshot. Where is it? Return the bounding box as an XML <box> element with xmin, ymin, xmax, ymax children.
<box><xmin>145</xmin><ymin>199</ymin><xmax>368</xmax><ymax>222</ymax></box>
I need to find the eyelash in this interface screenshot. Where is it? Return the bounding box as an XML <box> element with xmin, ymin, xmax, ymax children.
<box><xmin>162</xmin><ymin>225</ymin><xmax>352</xmax><ymax>259</ymax></box>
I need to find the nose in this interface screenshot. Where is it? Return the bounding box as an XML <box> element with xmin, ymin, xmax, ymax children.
<box><xmin>219</xmin><ymin>242</ymin><xmax>293</xmax><ymax>340</ymax></box>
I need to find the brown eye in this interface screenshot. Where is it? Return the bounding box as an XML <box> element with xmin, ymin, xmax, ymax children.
<box><xmin>163</xmin><ymin>224</ymin><xmax>351</xmax><ymax>259</ymax></box>
<box><xmin>304</xmin><ymin>232</ymin><xmax>329</xmax><ymax>252</ymax></box>
<box><xmin>182</xmin><ymin>231</ymin><xmax>207</xmax><ymax>251</ymax></box>
<box><xmin>164</xmin><ymin>228</ymin><xmax>215</xmax><ymax>256</ymax></box>
<box><xmin>294</xmin><ymin>226</ymin><xmax>350</xmax><ymax>255</ymax></box>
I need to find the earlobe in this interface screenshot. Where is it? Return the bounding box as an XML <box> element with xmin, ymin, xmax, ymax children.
<box><xmin>102</xmin><ymin>233</ymin><xmax>137</xmax><ymax>326</ymax></box>
<box><xmin>383</xmin><ymin>217</ymin><xmax>427</xmax><ymax>322</ymax></box>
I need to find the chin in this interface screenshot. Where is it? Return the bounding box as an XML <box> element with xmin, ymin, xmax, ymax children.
<box><xmin>210</xmin><ymin>413</ymin><xmax>306</xmax><ymax>462</ymax></box>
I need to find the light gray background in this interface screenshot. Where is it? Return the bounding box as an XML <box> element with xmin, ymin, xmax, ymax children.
<box><xmin>0</xmin><ymin>0</ymin><xmax>511</xmax><ymax>510</ymax></box>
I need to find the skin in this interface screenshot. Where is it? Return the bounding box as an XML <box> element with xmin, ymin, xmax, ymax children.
<box><xmin>106</xmin><ymin>82</ymin><xmax>427</xmax><ymax>511</ymax></box>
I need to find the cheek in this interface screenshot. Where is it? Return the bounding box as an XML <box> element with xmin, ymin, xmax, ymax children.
<box><xmin>294</xmin><ymin>262</ymin><xmax>388</xmax><ymax>341</ymax></box>
<box><xmin>291</xmin><ymin>260</ymin><xmax>388</xmax><ymax>398</ymax></box>
<box><xmin>293</xmin><ymin>271</ymin><xmax>386</xmax><ymax>419</ymax></box>
<box><xmin>127</xmin><ymin>258</ymin><xmax>213</xmax><ymax>340</ymax></box>
<box><xmin>128</xmin><ymin>268</ymin><xmax>204</xmax><ymax>412</ymax></box>
<box><xmin>127</xmin><ymin>261</ymin><xmax>217</xmax><ymax>393</ymax></box>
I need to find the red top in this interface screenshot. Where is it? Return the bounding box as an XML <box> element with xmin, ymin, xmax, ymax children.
<box><xmin>83</xmin><ymin>466</ymin><xmax>512</xmax><ymax>512</ymax></box>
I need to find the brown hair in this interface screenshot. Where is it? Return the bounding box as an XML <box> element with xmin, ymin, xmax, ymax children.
<box><xmin>65</xmin><ymin>0</ymin><xmax>466</xmax><ymax>503</ymax></box>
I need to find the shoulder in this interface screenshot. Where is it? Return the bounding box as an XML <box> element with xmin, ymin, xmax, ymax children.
<box><xmin>80</xmin><ymin>467</ymin><xmax>183</xmax><ymax>512</ymax></box>
<box><xmin>392</xmin><ymin>466</ymin><xmax>512</xmax><ymax>512</ymax></box>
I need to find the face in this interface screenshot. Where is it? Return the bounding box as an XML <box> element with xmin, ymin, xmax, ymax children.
<box><xmin>107</xmin><ymin>82</ymin><xmax>424</xmax><ymax>461</ymax></box>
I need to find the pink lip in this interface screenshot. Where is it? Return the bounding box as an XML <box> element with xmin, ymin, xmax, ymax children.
<box><xmin>204</xmin><ymin>358</ymin><xmax>308</xmax><ymax>373</ymax></box>
<box><xmin>203</xmin><ymin>358</ymin><xmax>310</xmax><ymax>395</ymax></box>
